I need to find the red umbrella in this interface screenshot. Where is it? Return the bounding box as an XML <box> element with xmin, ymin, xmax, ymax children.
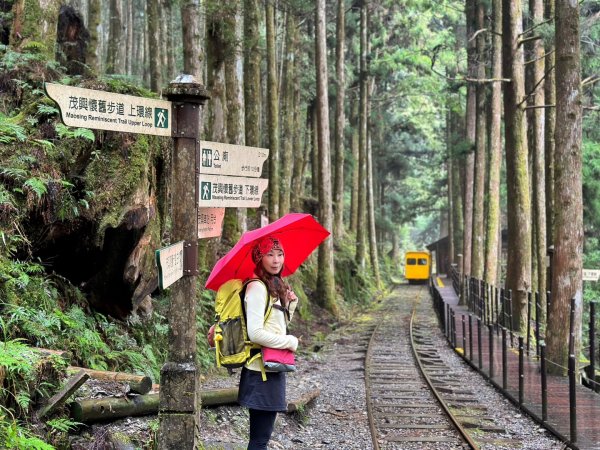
<box><xmin>205</xmin><ymin>213</ymin><xmax>330</xmax><ymax>291</ymax></box>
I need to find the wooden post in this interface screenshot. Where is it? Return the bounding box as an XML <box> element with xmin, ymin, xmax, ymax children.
<box><xmin>158</xmin><ymin>75</ymin><xmax>209</xmax><ymax>450</ymax></box>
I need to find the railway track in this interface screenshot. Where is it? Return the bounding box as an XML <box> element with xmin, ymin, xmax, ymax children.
<box><xmin>366</xmin><ymin>285</ymin><xmax>523</xmax><ymax>450</ymax></box>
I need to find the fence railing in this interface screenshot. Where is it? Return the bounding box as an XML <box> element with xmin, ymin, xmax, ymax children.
<box><xmin>436</xmin><ymin>268</ymin><xmax>600</xmax><ymax>447</ymax></box>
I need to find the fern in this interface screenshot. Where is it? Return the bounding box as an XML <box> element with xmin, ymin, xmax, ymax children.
<box><xmin>23</xmin><ymin>177</ymin><xmax>47</xmax><ymax>199</ymax></box>
<box><xmin>0</xmin><ymin>167</ymin><xmax>27</xmax><ymax>180</ymax></box>
<box><xmin>46</xmin><ymin>418</ymin><xmax>81</xmax><ymax>433</ymax></box>
<box><xmin>31</xmin><ymin>139</ymin><xmax>55</xmax><ymax>151</ymax></box>
<box><xmin>0</xmin><ymin>115</ymin><xmax>26</xmax><ymax>143</ymax></box>
<box><xmin>0</xmin><ymin>418</ymin><xmax>55</xmax><ymax>450</ymax></box>
<box><xmin>36</xmin><ymin>104</ymin><xmax>59</xmax><ymax>116</ymax></box>
<box><xmin>54</xmin><ymin>123</ymin><xmax>95</xmax><ymax>142</ymax></box>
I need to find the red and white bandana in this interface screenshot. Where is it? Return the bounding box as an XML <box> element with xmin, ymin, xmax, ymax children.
<box><xmin>252</xmin><ymin>236</ymin><xmax>284</xmax><ymax>264</ymax></box>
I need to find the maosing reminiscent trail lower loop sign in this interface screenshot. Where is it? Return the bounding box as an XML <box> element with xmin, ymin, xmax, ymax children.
<box><xmin>198</xmin><ymin>141</ymin><xmax>269</xmax><ymax>209</ymax></box>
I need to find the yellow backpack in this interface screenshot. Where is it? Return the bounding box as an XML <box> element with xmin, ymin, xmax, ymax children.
<box><xmin>213</xmin><ymin>278</ymin><xmax>272</xmax><ymax>375</ymax></box>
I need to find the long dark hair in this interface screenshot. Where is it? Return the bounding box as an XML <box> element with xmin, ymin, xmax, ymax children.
<box><xmin>254</xmin><ymin>264</ymin><xmax>290</xmax><ymax>308</ymax></box>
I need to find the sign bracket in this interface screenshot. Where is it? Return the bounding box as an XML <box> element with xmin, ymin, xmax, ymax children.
<box><xmin>183</xmin><ymin>240</ymin><xmax>198</xmax><ymax>276</ymax></box>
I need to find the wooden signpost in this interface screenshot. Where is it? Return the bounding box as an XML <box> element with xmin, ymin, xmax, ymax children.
<box><xmin>47</xmin><ymin>80</ymin><xmax>269</xmax><ymax>450</ymax></box>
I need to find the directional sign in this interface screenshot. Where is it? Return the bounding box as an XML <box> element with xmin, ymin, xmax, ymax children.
<box><xmin>155</xmin><ymin>241</ymin><xmax>184</xmax><ymax>290</ymax></box>
<box><xmin>198</xmin><ymin>174</ymin><xmax>268</xmax><ymax>208</ymax></box>
<box><xmin>45</xmin><ymin>83</ymin><xmax>171</xmax><ymax>136</ymax></box>
<box><xmin>583</xmin><ymin>269</ymin><xmax>600</xmax><ymax>282</ymax></box>
<box><xmin>198</xmin><ymin>207</ymin><xmax>226</xmax><ymax>238</ymax></box>
<box><xmin>200</xmin><ymin>141</ymin><xmax>269</xmax><ymax>177</ymax></box>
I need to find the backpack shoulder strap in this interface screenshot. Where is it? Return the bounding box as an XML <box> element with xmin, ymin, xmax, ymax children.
<box><xmin>241</xmin><ymin>278</ymin><xmax>272</xmax><ymax>323</ymax></box>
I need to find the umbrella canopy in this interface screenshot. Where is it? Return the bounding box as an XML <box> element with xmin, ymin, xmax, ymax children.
<box><xmin>205</xmin><ymin>213</ymin><xmax>330</xmax><ymax>291</ymax></box>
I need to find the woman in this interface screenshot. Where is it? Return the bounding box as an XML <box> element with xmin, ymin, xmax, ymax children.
<box><xmin>238</xmin><ymin>236</ymin><xmax>299</xmax><ymax>450</ymax></box>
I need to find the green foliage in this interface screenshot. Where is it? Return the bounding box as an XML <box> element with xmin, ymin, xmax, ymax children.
<box><xmin>0</xmin><ymin>417</ymin><xmax>55</xmax><ymax>450</ymax></box>
<box><xmin>0</xmin><ymin>113</ymin><xmax>27</xmax><ymax>143</ymax></box>
<box><xmin>54</xmin><ymin>123</ymin><xmax>95</xmax><ymax>142</ymax></box>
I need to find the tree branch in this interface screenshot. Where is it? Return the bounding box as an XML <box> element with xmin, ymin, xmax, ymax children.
<box><xmin>468</xmin><ymin>28</ymin><xmax>488</xmax><ymax>43</ymax></box>
<box><xmin>582</xmin><ymin>75</ymin><xmax>600</xmax><ymax>87</ymax></box>
<box><xmin>525</xmin><ymin>49</ymin><xmax>555</xmax><ymax>66</ymax></box>
<box><xmin>517</xmin><ymin>64</ymin><xmax>555</xmax><ymax>108</ymax></box>
<box><xmin>519</xmin><ymin>17</ymin><xmax>553</xmax><ymax>37</ymax></box>
<box><xmin>525</xmin><ymin>104</ymin><xmax>555</xmax><ymax>110</ymax></box>
<box><xmin>518</xmin><ymin>35</ymin><xmax>543</xmax><ymax>46</ymax></box>
<box><xmin>584</xmin><ymin>106</ymin><xmax>600</xmax><ymax>111</ymax></box>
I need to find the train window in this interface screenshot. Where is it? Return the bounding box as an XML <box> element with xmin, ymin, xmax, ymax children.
<box><xmin>418</xmin><ymin>258</ymin><xmax>428</xmax><ymax>265</ymax></box>
<box><xmin>407</xmin><ymin>258</ymin><xmax>416</xmax><ymax>265</ymax></box>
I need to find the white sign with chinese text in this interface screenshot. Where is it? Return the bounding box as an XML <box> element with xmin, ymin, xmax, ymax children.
<box><xmin>155</xmin><ymin>241</ymin><xmax>184</xmax><ymax>290</ymax></box>
<box><xmin>199</xmin><ymin>141</ymin><xmax>269</xmax><ymax>177</ymax></box>
<box><xmin>198</xmin><ymin>207</ymin><xmax>226</xmax><ymax>238</ymax></box>
<box><xmin>583</xmin><ymin>269</ymin><xmax>600</xmax><ymax>282</ymax></box>
<box><xmin>45</xmin><ymin>83</ymin><xmax>172</xmax><ymax>136</ymax></box>
<box><xmin>198</xmin><ymin>174</ymin><xmax>269</xmax><ymax>208</ymax></box>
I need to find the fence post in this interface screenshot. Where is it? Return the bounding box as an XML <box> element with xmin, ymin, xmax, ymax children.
<box><xmin>489</xmin><ymin>325</ymin><xmax>494</xmax><ymax>379</ymax></box>
<box><xmin>569</xmin><ymin>298</ymin><xmax>577</xmax><ymax>444</ymax></box>
<box><xmin>508</xmin><ymin>289</ymin><xmax>514</xmax><ymax>346</ymax></box>
<box><xmin>502</xmin><ymin>327</ymin><xmax>508</xmax><ymax>390</ymax></box>
<box><xmin>535</xmin><ymin>291</ymin><xmax>541</xmax><ymax>357</ymax></box>
<box><xmin>462</xmin><ymin>315</ymin><xmax>466</xmax><ymax>356</ymax></box>
<box><xmin>590</xmin><ymin>302</ymin><xmax>596</xmax><ymax>392</ymax></box>
<box><xmin>518</xmin><ymin>336</ymin><xmax>524</xmax><ymax>406</ymax></box>
<box><xmin>526</xmin><ymin>291</ymin><xmax>532</xmax><ymax>356</ymax></box>
<box><xmin>469</xmin><ymin>314</ymin><xmax>473</xmax><ymax>362</ymax></box>
<box><xmin>452</xmin><ymin>309</ymin><xmax>457</xmax><ymax>348</ymax></box>
<box><xmin>477</xmin><ymin>317</ymin><xmax>483</xmax><ymax>370</ymax></box>
<box><xmin>541</xmin><ymin>342</ymin><xmax>548</xmax><ymax>422</ymax></box>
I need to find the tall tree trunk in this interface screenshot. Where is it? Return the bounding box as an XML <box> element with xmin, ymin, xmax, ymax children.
<box><xmin>222</xmin><ymin>1</ymin><xmax>245</xmax><ymax>244</ymax></box>
<box><xmin>10</xmin><ymin>0</ymin><xmax>60</xmax><ymax>57</ymax></box>
<box><xmin>355</xmin><ymin>1</ymin><xmax>368</xmax><ymax>269</ymax></box>
<box><xmin>350</xmin><ymin>98</ymin><xmax>359</xmax><ymax>234</ymax></box>
<box><xmin>471</xmin><ymin>1</ymin><xmax>487</xmax><ymax>280</ymax></box>
<box><xmin>244</xmin><ymin>0</ymin><xmax>261</xmax><ymax>148</ymax></box>
<box><xmin>462</xmin><ymin>0</ymin><xmax>477</xmax><ymax>280</ymax></box>
<box><xmin>266</xmin><ymin>1</ymin><xmax>280</xmax><ymax>221</ymax></box>
<box><xmin>291</xmin><ymin>87</ymin><xmax>305</xmax><ymax>211</ymax></box>
<box><xmin>165</xmin><ymin>0</ymin><xmax>176</xmax><ymax>81</ymax></box>
<box><xmin>125</xmin><ymin>0</ymin><xmax>133</xmax><ymax>75</ymax></box>
<box><xmin>106</xmin><ymin>0</ymin><xmax>122</xmax><ymax>74</ymax></box>
<box><xmin>87</xmin><ymin>0</ymin><xmax>100</xmax><ymax>73</ymax></box>
<box><xmin>451</xmin><ymin>109</ymin><xmax>464</xmax><ymax>265</ymax></box>
<box><xmin>484</xmin><ymin>0</ymin><xmax>503</xmax><ymax>286</ymax></box>
<box><xmin>181</xmin><ymin>0</ymin><xmax>203</xmax><ymax>80</ymax></box>
<box><xmin>503</xmin><ymin>0</ymin><xmax>531</xmax><ymax>334</ymax></box>
<box><xmin>547</xmin><ymin>0</ymin><xmax>582</xmax><ymax>376</ymax></box>
<box><xmin>315</xmin><ymin>0</ymin><xmax>337</xmax><ymax>316</ymax></box>
<box><xmin>544</xmin><ymin>0</ymin><xmax>556</xmax><ymax>249</ymax></box>
<box><xmin>333</xmin><ymin>0</ymin><xmax>346</xmax><ymax>239</ymax></box>
<box><xmin>447</xmin><ymin>106</ymin><xmax>454</xmax><ymax>265</ymax></box>
<box><xmin>147</xmin><ymin>0</ymin><xmax>161</xmax><ymax>89</ymax></box>
<box><xmin>366</xmin><ymin>109</ymin><xmax>381</xmax><ymax>286</ymax></box>
<box><xmin>529</xmin><ymin>0</ymin><xmax>547</xmax><ymax>319</ymax></box>
<box><xmin>206</xmin><ymin>4</ymin><xmax>227</xmax><ymax>142</ymax></box>
<box><xmin>279</xmin><ymin>10</ymin><xmax>296</xmax><ymax>216</ymax></box>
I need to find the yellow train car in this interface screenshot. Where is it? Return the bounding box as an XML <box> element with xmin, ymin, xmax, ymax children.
<box><xmin>404</xmin><ymin>251</ymin><xmax>431</xmax><ymax>283</ymax></box>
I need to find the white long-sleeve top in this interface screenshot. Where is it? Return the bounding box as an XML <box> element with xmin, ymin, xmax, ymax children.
<box><xmin>244</xmin><ymin>279</ymin><xmax>298</xmax><ymax>372</ymax></box>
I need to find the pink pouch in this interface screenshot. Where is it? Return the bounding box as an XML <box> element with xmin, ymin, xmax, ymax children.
<box><xmin>261</xmin><ymin>347</ymin><xmax>296</xmax><ymax>372</ymax></box>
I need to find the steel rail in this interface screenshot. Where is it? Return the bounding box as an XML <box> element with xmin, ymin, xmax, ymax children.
<box><xmin>409</xmin><ymin>291</ymin><xmax>480</xmax><ymax>450</ymax></box>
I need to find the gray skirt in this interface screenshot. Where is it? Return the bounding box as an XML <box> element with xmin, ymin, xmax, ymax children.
<box><xmin>238</xmin><ymin>366</ymin><xmax>287</xmax><ymax>412</ymax></box>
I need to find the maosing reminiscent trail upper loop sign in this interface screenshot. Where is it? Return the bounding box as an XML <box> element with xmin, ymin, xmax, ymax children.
<box><xmin>45</xmin><ymin>83</ymin><xmax>172</xmax><ymax>136</ymax></box>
